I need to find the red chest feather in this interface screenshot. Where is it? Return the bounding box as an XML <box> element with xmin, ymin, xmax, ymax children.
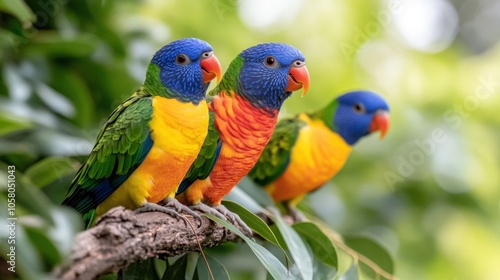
<box><xmin>204</xmin><ymin>91</ymin><xmax>278</xmax><ymax>204</ymax></box>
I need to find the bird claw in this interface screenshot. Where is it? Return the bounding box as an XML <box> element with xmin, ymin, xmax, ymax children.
<box><xmin>163</xmin><ymin>197</ymin><xmax>200</xmax><ymax>217</ymax></box>
<box><xmin>134</xmin><ymin>202</ymin><xmax>184</xmax><ymax>221</ymax></box>
<box><xmin>163</xmin><ymin>197</ymin><xmax>202</xmax><ymax>225</ymax></box>
<box><xmin>135</xmin><ymin>200</ymin><xmax>200</xmax><ymax>226</ymax></box>
<box><xmin>285</xmin><ymin>204</ymin><xmax>307</xmax><ymax>223</ymax></box>
<box><xmin>189</xmin><ymin>203</ymin><xmax>228</xmax><ymax>227</ymax></box>
<box><xmin>214</xmin><ymin>204</ymin><xmax>253</xmax><ymax>237</ymax></box>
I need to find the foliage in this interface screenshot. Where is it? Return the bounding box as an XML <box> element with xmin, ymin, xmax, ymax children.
<box><xmin>1</xmin><ymin>0</ymin><xmax>500</xmax><ymax>280</ymax></box>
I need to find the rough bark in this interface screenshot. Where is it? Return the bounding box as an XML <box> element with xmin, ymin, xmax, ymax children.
<box><xmin>55</xmin><ymin>206</ymin><xmax>246</xmax><ymax>280</ymax></box>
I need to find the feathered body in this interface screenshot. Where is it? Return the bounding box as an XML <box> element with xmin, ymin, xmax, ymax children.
<box><xmin>97</xmin><ymin>96</ymin><xmax>209</xmax><ymax>211</ymax></box>
<box><xmin>202</xmin><ymin>92</ymin><xmax>280</xmax><ymax>205</ymax></box>
<box><xmin>249</xmin><ymin>90</ymin><xmax>390</xmax><ymax>204</ymax></box>
<box><xmin>264</xmin><ymin>113</ymin><xmax>352</xmax><ymax>202</ymax></box>
<box><xmin>177</xmin><ymin>43</ymin><xmax>310</xmax><ymax>207</ymax></box>
<box><xmin>62</xmin><ymin>38</ymin><xmax>222</xmax><ymax>227</ymax></box>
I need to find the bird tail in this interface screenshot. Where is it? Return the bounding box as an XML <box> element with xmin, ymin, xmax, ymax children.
<box><xmin>82</xmin><ymin>209</ymin><xmax>97</xmax><ymax>229</ymax></box>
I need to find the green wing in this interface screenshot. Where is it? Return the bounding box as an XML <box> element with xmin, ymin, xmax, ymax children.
<box><xmin>62</xmin><ymin>90</ymin><xmax>153</xmax><ymax>217</ymax></box>
<box><xmin>248</xmin><ymin>117</ymin><xmax>306</xmax><ymax>186</ymax></box>
<box><xmin>176</xmin><ymin>110</ymin><xmax>221</xmax><ymax>194</ymax></box>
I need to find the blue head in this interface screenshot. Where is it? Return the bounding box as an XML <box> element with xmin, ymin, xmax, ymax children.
<box><xmin>233</xmin><ymin>43</ymin><xmax>310</xmax><ymax>113</ymax></box>
<box><xmin>330</xmin><ymin>90</ymin><xmax>390</xmax><ymax>145</ymax></box>
<box><xmin>145</xmin><ymin>38</ymin><xmax>222</xmax><ymax>103</ymax></box>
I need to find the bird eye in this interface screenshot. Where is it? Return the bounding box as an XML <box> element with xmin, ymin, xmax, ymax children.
<box><xmin>264</xmin><ymin>56</ymin><xmax>279</xmax><ymax>68</ymax></box>
<box><xmin>353</xmin><ymin>103</ymin><xmax>365</xmax><ymax>114</ymax></box>
<box><xmin>201</xmin><ymin>51</ymin><xmax>213</xmax><ymax>59</ymax></box>
<box><xmin>175</xmin><ymin>54</ymin><xmax>191</xmax><ymax>65</ymax></box>
<box><xmin>292</xmin><ymin>60</ymin><xmax>305</xmax><ymax>67</ymax></box>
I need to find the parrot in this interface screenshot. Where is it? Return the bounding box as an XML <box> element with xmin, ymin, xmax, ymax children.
<box><xmin>248</xmin><ymin>90</ymin><xmax>390</xmax><ymax>220</ymax></box>
<box><xmin>62</xmin><ymin>38</ymin><xmax>222</xmax><ymax>228</ymax></box>
<box><xmin>175</xmin><ymin>43</ymin><xmax>310</xmax><ymax>231</ymax></box>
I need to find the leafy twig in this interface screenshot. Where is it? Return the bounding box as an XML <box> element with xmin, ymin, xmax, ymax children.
<box><xmin>310</xmin><ymin>217</ymin><xmax>399</xmax><ymax>280</ymax></box>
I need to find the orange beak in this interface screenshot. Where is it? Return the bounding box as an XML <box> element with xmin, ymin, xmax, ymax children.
<box><xmin>200</xmin><ymin>54</ymin><xmax>222</xmax><ymax>83</ymax></box>
<box><xmin>369</xmin><ymin>110</ymin><xmax>390</xmax><ymax>139</ymax></box>
<box><xmin>286</xmin><ymin>65</ymin><xmax>310</xmax><ymax>97</ymax></box>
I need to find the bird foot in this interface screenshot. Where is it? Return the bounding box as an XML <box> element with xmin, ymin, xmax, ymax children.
<box><xmin>134</xmin><ymin>202</ymin><xmax>184</xmax><ymax>220</ymax></box>
<box><xmin>163</xmin><ymin>197</ymin><xmax>201</xmax><ymax>217</ymax></box>
<box><xmin>214</xmin><ymin>204</ymin><xmax>253</xmax><ymax>237</ymax></box>
<box><xmin>135</xmin><ymin>200</ymin><xmax>200</xmax><ymax>226</ymax></box>
<box><xmin>163</xmin><ymin>197</ymin><xmax>202</xmax><ymax>225</ymax></box>
<box><xmin>189</xmin><ymin>202</ymin><xmax>228</xmax><ymax>225</ymax></box>
<box><xmin>285</xmin><ymin>206</ymin><xmax>307</xmax><ymax>223</ymax></box>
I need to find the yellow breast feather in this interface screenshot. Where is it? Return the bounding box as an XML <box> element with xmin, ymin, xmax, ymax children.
<box><xmin>96</xmin><ymin>97</ymin><xmax>208</xmax><ymax>216</ymax></box>
<box><xmin>270</xmin><ymin>113</ymin><xmax>352</xmax><ymax>202</ymax></box>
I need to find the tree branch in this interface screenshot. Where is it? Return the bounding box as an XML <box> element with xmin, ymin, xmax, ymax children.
<box><xmin>55</xmin><ymin>206</ymin><xmax>247</xmax><ymax>280</ymax></box>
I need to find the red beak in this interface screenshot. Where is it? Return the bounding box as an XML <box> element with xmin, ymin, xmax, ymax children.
<box><xmin>286</xmin><ymin>65</ymin><xmax>310</xmax><ymax>97</ymax></box>
<box><xmin>200</xmin><ymin>54</ymin><xmax>222</xmax><ymax>83</ymax></box>
<box><xmin>369</xmin><ymin>110</ymin><xmax>390</xmax><ymax>139</ymax></box>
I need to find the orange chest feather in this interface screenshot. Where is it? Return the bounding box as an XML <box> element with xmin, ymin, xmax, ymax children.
<box><xmin>270</xmin><ymin>114</ymin><xmax>352</xmax><ymax>202</ymax></box>
<box><xmin>204</xmin><ymin>91</ymin><xmax>278</xmax><ymax>203</ymax></box>
<box><xmin>127</xmin><ymin>97</ymin><xmax>208</xmax><ymax>203</ymax></box>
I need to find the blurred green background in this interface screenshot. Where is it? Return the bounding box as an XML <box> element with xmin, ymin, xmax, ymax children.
<box><xmin>1</xmin><ymin>0</ymin><xmax>500</xmax><ymax>279</ymax></box>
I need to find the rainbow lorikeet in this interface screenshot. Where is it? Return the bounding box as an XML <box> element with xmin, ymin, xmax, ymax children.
<box><xmin>248</xmin><ymin>90</ymin><xmax>390</xmax><ymax>219</ymax></box>
<box><xmin>62</xmin><ymin>38</ymin><xmax>222</xmax><ymax>228</ymax></box>
<box><xmin>175</xmin><ymin>43</ymin><xmax>310</xmax><ymax>231</ymax></box>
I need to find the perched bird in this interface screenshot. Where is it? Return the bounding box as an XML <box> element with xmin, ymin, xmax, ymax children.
<box><xmin>248</xmin><ymin>90</ymin><xmax>390</xmax><ymax>219</ymax></box>
<box><xmin>62</xmin><ymin>38</ymin><xmax>222</xmax><ymax>228</ymax></box>
<box><xmin>175</xmin><ymin>43</ymin><xmax>310</xmax><ymax>230</ymax></box>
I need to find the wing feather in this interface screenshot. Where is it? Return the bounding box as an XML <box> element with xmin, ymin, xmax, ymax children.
<box><xmin>62</xmin><ymin>90</ymin><xmax>153</xmax><ymax>215</ymax></box>
<box><xmin>248</xmin><ymin>117</ymin><xmax>306</xmax><ymax>186</ymax></box>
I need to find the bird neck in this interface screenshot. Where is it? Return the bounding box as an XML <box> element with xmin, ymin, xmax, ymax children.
<box><xmin>311</xmin><ymin>101</ymin><xmax>366</xmax><ymax>146</ymax></box>
<box><xmin>210</xmin><ymin>91</ymin><xmax>279</xmax><ymax>152</ymax></box>
<box><xmin>209</xmin><ymin>57</ymin><xmax>242</xmax><ymax>98</ymax></box>
<box><xmin>310</xmin><ymin>100</ymin><xmax>339</xmax><ymax>133</ymax></box>
<box><xmin>143</xmin><ymin>63</ymin><xmax>206</xmax><ymax>104</ymax></box>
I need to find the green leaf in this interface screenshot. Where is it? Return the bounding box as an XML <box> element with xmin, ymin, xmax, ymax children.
<box><xmin>0</xmin><ymin>113</ymin><xmax>32</xmax><ymax>137</ymax></box>
<box><xmin>203</xmin><ymin>213</ymin><xmax>290</xmax><ymax>280</ymax></box>
<box><xmin>24</xmin><ymin>226</ymin><xmax>62</xmax><ymax>267</ymax></box>
<box><xmin>237</xmin><ymin>178</ymin><xmax>276</xmax><ymax>207</ymax></box>
<box><xmin>153</xmin><ymin>259</ymin><xmax>167</xmax><ymax>278</ymax></box>
<box><xmin>269</xmin><ymin>224</ymin><xmax>287</xmax><ymax>251</ymax></box>
<box><xmin>97</xmin><ymin>274</ymin><xmax>118</xmax><ymax>280</ymax></box>
<box><xmin>12</xmin><ymin>225</ymin><xmax>44</xmax><ymax>280</ymax></box>
<box><xmin>222</xmin><ymin>200</ymin><xmax>281</xmax><ymax>248</ymax></box>
<box><xmin>344</xmin><ymin>236</ymin><xmax>394</xmax><ymax>278</ymax></box>
<box><xmin>0</xmin><ymin>0</ymin><xmax>35</xmax><ymax>27</ymax></box>
<box><xmin>333</xmin><ymin>245</ymin><xmax>354</xmax><ymax>280</ymax></box>
<box><xmin>22</xmin><ymin>33</ymin><xmax>96</xmax><ymax>57</ymax></box>
<box><xmin>24</xmin><ymin>157</ymin><xmax>77</xmax><ymax>189</ymax></box>
<box><xmin>225</xmin><ymin>186</ymin><xmax>266</xmax><ymax>213</ymax></box>
<box><xmin>306</xmin><ymin>219</ymin><xmax>353</xmax><ymax>279</ymax></box>
<box><xmin>271</xmin><ymin>211</ymin><xmax>313</xmax><ymax>280</ymax></box>
<box><xmin>186</xmin><ymin>253</ymin><xmax>200</xmax><ymax>280</ymax></box>
<box><xmin>292</xmin><ymin>222</ymin><xmax>337</xmax><ymax>268</ymax></box>
<box><xmin>47</xmin><ymin>207</ymin><xmax>84</xmax><ymax>256</ymax></box>
<box><xmin>122</xmin><ymin>258</ymin><xmax>160</xmax><ymax>280</ymax></box>
<box><xmin>343</xmin><ymin>264</ymin><xmax>360</xmax><ymax>280</ymax></box>
<box><xmin>50</xmin><ymin>67</ymin><xmax>95</xmax><ymax>127</ymax></box>
<box><xmin>197</xmin><ymin>254</ymin><xmax>230</xmax><ymax>280</ymax></box>
<box><xmin>222</xmin><ymin>200</ymin><xmax>290</xmax><ymax>269</ymax></box>
<box><xmin>35</xmin><ymin>83</ymin><xmax>76</xmax><ymax>118</ymax></box>
<box><xmin>357</xmin><ymin>264</ymin><xmax>370</xmax><ymax>280</ymax></box>
<box><xmin>163</xmin><ymin>254</ymin><xmax>188</xmax><ymax>280</ymax></box>
<box><xmin>311</xmin><ymin>257</ymin><xmax>337</xmax><ymax>280</ymax></box>
<box><xmin>16</xmin><ymin>171</ymin><xmax>55</xmax><ymax>225</ymax></box>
